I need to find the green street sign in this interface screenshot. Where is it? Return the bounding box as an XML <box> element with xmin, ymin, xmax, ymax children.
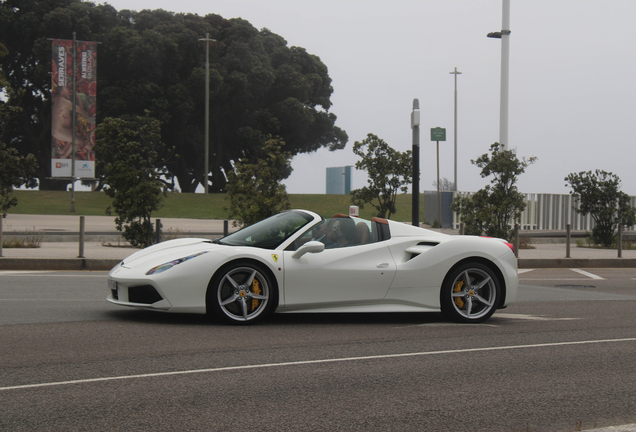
<box><xmin>430</xmin><ymin>127</ymin><xmax>446</xmax><ymax>141</ymax></box>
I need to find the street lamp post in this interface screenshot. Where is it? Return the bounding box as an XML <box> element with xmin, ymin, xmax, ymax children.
<box><xmin>449</xmin><ymin>67</ymin><xmax>462</xmax><ymax>191</ymax></box>
<box><xmin>198</xmin><ymin>33</ymin><xmax>216</xmax><ymax>194</ymax></box>
<box><xmin>487</xmin><ymin>0</ymin><xmax>511</xmax><ymax>151</ymax></box>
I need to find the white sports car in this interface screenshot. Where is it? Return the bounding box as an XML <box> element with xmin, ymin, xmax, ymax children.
<box><xmin>107</xmin><ymin>210</ymin><xmax>518</xmax><ymax>324</ymax></box>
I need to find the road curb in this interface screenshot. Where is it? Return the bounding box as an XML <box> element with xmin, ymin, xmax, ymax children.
<box><xmin>518</xmin><ymin>258</ymin><xmax>636</xmax><ymax>268</ymax></box>
<box><xmin>0</xmin><ymin>258</ymin><xmax>120</xmax><ymax>271</ymax></box>
<box><xmin>1</xmin><ymin>257</ymin><xmax>635</xmax><ymax>271</ymax></box>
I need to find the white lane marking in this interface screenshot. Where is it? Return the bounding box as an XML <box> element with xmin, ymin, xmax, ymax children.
<box><xmin>495</xmin><ymin>313</ymin><xmax>580</xmax><ymax>321</ymax></box>
<box><xmin>413</xmin><ymin>323</ymin><xmax>499</xmax><ymax>328</ymax></box>
<box><xmin>520</xmin><ymin>278</ymin><xmax>597</xmax><ymax>281</ymax></box>
<box><xmin>519</xmin><ymin>269</ymin><xmax>607</xmax><ymax>281</ymax></box>
<box><xmin>571</xmin><ymin>269</ymin><xmax>605</xmax><ymax>280</ymax></box>
<box><xmin>2</xmin><ymin>337</ymin><xmax>635</xmax><ymax>392</ymax></box>
<box><xmin>584</xmin><ymin>424</ymin><xmax>636</xmax><ymax>432</ymax></box>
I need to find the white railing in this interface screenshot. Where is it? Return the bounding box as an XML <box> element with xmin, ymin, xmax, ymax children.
<box><xmin>449</xmin><ymin>192</ymin><xmax>636</xmax><ymax>231</ymax></box>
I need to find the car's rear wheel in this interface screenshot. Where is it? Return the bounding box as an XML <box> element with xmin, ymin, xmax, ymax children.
<box><xmin>208</xmin><ymin>262</ymin><xmax>276</xmax><ymax>324</ymax></box>
<box><xmin>441</xmin><ymin>262</ymin><xmax>500</xmax><ymax>323</ymax></box>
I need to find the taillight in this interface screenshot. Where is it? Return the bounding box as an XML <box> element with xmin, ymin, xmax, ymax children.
<box><xmin>504</xmin><ymin>242</ymin><xmax>515</xmax><ymax>254</ymax></box>
<box><xmin>480</xmin><ymin>236</ymin><xmax>515</xmax><ymax>254</ymax></box>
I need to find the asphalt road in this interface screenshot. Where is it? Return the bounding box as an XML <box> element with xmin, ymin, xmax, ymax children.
<box><xmin>1</xmin><ymin>269</ymin><xmax>636</xmax><ymax>432</ymax></box>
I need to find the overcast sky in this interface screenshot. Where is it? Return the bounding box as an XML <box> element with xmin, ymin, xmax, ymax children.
<box><xmin>104</xmin><ymin>0</ymin><xmax>636</xmax><ymax>195</ymax></box>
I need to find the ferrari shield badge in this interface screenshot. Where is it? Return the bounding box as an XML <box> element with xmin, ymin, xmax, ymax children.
<box><xmin>271</xmin><ymin>254</ymin><xmax>279</xmax><ymax>262</ymax></box>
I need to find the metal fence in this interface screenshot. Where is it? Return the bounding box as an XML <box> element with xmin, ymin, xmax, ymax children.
<box><xmin>447</xmin><ymin>192</ymin><xmax>636</xmax><ymax>231</ymax></box>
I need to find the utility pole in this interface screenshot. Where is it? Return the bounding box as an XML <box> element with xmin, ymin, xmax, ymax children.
<box><xmin>199</xmin><ymin>33</ymin><xmax>215</xmax><ymax>194</ymax></box>
<box><xmin>488</xmin><ymin>0</ymin><xmax>511</xmax><ymax>150</ymax></box>
<box><xmin>449</xmin><ymin>67</ymin><xmax>462</xmax><ymax>191</ymax></box>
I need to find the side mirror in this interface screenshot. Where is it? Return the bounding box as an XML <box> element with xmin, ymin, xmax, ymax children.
<box><xmin>292</xmin><ymin>241</ymin><xmax>325</xmax><ymax>259</ymax></box>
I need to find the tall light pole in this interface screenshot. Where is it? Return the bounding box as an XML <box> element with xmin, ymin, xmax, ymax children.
<box><xmin>488</xmin><ymin>0</ymin><xmax>511</xmax><ymax>151</ymax></box>
<box><xmin>449</xmin><ymin>67</ymin><xmax>462</xmax><ymax>191</ymax></box>
<box><xmin>199</xmin><ymin>33</ymin><xmax>215</xmax><ymax>194</ymax></box>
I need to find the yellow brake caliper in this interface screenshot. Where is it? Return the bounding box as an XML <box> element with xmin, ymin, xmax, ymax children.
<box><xmin>251</xmin><ymin>279</ymin><xmax>261</xmax><ymax>311</ymax></box>
<box><xmin>453</xmin><ymin>280</ymin><xmax>465</xmax><ymax>309</ymax></box>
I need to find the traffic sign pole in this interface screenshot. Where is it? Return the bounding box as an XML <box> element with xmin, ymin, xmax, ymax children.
<box><xmin>431</xmin><ymin>127</ymin><xmax>446</xmax><ymax>227</ymax></box>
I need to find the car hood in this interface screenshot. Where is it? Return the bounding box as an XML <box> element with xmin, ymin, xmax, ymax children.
<box><xmin>120</xmin><ymin>238</ymin><xmax>223</xmax><ymax>269</ymax></box>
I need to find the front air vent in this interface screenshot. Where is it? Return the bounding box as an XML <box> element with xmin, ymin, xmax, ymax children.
<box><xmin>128</xmin><ymin>285</ymin><xmax>163</xmax><ymax>305</ymax></box>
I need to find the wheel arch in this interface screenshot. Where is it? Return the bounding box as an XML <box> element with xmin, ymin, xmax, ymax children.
<box><xmin>441</xmin><ymin>256</ymin><xmax>507</xmax><ymax>309</ymax></box>
<box><xmin>206</xmin><ymin>257</ymin><xmax>280</xmax><ymax>313</ymax></box>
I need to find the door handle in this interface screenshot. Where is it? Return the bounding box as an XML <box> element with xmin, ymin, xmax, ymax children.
<box><xmin>376</xmin><ymin>263</ymin><xmax>389</xmax><ymax>268</ymax></box>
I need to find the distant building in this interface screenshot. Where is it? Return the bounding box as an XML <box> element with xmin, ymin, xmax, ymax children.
<box><xmin>326</xmin><ymin>166</ymin><xmax>353</xmax><ymax>194</ymax></box>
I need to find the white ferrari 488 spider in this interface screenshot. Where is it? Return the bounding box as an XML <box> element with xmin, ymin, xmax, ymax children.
<box><xmin>107</xmin><ymin>210</ymin><xmax>518</xmax><ymax>324</ymax></box>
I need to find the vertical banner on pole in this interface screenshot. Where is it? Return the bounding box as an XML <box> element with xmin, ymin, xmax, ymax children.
<box><xmin>51</xmin><ymin>39</ymin><xmax>97</xmax><ymax>178</ymax></box>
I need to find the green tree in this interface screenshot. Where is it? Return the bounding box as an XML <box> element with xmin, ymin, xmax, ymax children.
<box><xmin>0</xmin><ymin>142</ymin><xmax>38</xmax><ymax>214</ymax></box>
<box><xmin>0</xmin><ymin>3</ymin><xmax>347</xmax><ymax>192</ymax></box>
<box><xmin>0</xmin><ymin>42</ymin><xmax>8</xmax><ymax>83</ymax></box>
<box><xmin>452</xmin><ymin>143</ymin><xmax>536</xmax><ymax>239</ymax></box>
<box><xmin>95</xmin><ymin>113</ymin><xmax>173</xmax><ymax>248</ymax></box>
<box><xmin>1</xmin><ymin>49</ymin><xmax>38</xmax><ymax>212</ymax></box>
<box><xmin>433</xmin><ymin>177</ymin><xmax>456</xmax><ymax>192</ymax></box>
<box><xmin>0</xmin><ymin>0</ymin><xmax>118</xmax><ymax>190</ymax></box>
<box><xmin>226</xmin><ymin>135</ymin><xmax>291</xmax><ymax>227</ymax></box>
<box><xmin>451</xmin><ymin>190</ymin><xmax>488</xmax><ymax>235</ymax></box>
<box><xmin>350</xmin><ymin>133</ymin><xmax>412</xmax><ymax>219</ymax></box>
<box><xmin>565</xmin><ymin>170</ymin><xmax>636</xmax><ymax>247</ymax></box>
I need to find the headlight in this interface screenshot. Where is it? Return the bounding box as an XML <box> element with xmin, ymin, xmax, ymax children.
<box><xmin>146</xmin><ymin>251</ymin><xmax>209</xmax><ymax>275</ymax></box>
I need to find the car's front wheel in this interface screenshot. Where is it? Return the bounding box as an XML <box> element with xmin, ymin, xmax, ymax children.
<box><xmin>441</xmin><ymin>262</ymin><xmax>500</xmax><ymax>323</ymax></box>
<box><xmin>208</xmin><ymin>262</ymin><xmax>276</xmax><ymax>324</ymax></box>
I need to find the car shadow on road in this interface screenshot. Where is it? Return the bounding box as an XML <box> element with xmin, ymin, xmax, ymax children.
<box><xmin>105</xmin><ymin>309</ymin><xmax>212</xmax><ymax>326</ymax></box>
<box><xmin>105</xmin><ymin>308</ymin><xmax>451</xmax><ymax>327</ymax></box>
<box><xmin>266</xmin><ymin>312</ymin><xmax>448</xmax><ymax>326</ymax></box>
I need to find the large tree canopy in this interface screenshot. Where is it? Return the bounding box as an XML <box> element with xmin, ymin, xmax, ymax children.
<box><xmin>0</xmin><ymin>0</ymin><xmax>348</xmax><ymax>192</ymax></box>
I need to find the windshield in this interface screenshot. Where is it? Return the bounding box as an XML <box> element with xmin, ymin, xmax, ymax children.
<box><xmin>220</xmin><ymin>210</ymin><xmax>315</xmax><ymax>249</ymax></box>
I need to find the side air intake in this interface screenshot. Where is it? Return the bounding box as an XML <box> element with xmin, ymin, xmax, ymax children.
<box><xmin>404</xmin><ymin>242</ymin><xmax>439</xmax><ymax>260</ymax></box>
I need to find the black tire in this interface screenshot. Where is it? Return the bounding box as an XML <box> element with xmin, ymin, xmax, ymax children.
<box><xmin>441</xmin><ymin>262</ymin><xmax>500</xmax><ymax>323</ymax></box>
<box><xmin>207</xmin><ymin>261</ymin><xmax>277</xmax><ymax>324</ymax></box>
